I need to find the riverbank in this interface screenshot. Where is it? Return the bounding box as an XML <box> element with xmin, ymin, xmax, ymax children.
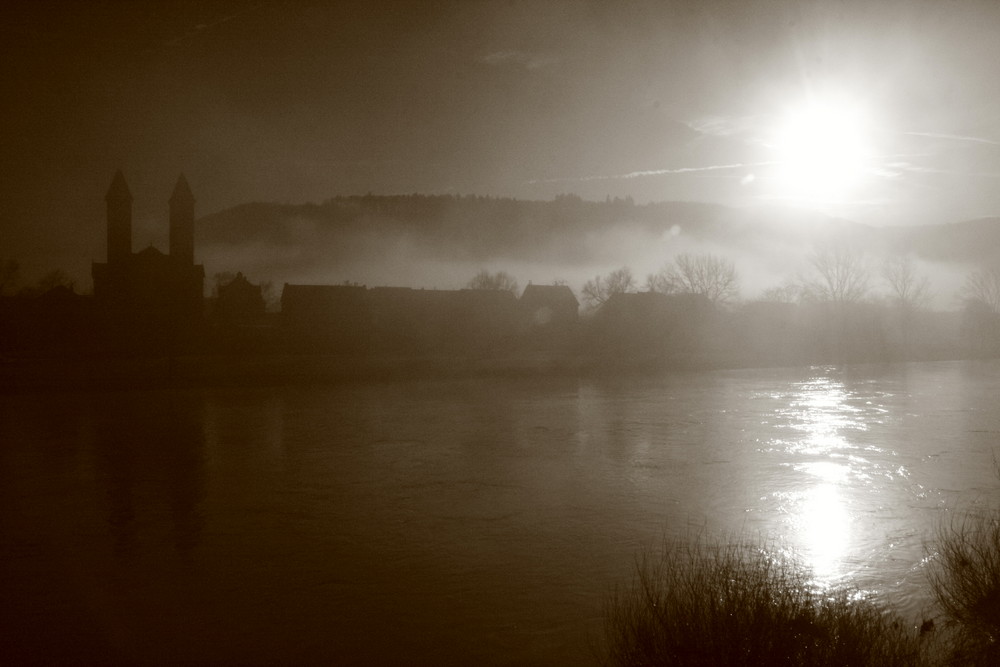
<box><xmin>0</xmin><ymin>348</ymin><xmax>978</xmax><ymax>394</ymax></box>
<box><xmin>0</xmin><ymin>352</ymin><xmax>599</xmax><ymax>393</ymax></box>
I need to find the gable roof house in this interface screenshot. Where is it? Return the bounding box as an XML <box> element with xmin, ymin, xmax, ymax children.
<box><xmin>367</xmin><ymin>287</ymin><xmax>518</xmax><ymax>354</ymax></box>
<box><xmin>519</xmin><ymin>284</ymin><xmax>578</xmax><ymax>329</ymax></box>
<box><xmin>592</xmin><ymin>291</ymin><xmax>710</xmax><ymax>361</ymax></box>
<box><xmin>214</xmin><ymin>272</ymin><xmax>266</xmax><ymax>323</ymax></box>
<box><xmin>281</xmin><ymin>284</ymin><xmax>372</xmax><ymax>352</ymax></box>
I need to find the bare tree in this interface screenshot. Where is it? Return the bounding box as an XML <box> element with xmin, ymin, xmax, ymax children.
<box><xmin>882</xmin><ymin>254</ymin><xmax>932</xmax><ymax>310</ymax></box>
<box><xmin>33</xmin><ymin>269</ymin><xmax>75</xmax><ymax>294</ymax></box>
<box><xmin>652</xmin><ymin>253</ymin><xmax>740</xmax><ymax>304</ymax></box>
<box><xmin>12</xmin><ymin>269</ymin><xmax>75</xmax><ymax>297</ymax></box>
<box><xmin>212</xmin><ymin>271</ymin><xmax>237</xmax><ymax>298</ymax></box>
<box><xmin>581</xmin><ymin>267</ymin><xmax>636</xmax><ymax>309</ymax></box>
<box><xmin>961</xmin><ymin>266</ymin><xmax>1000</xmax><ymax>313</ymax></box>
<box><xmin>800</xmin><ymin>244</ymin><xmax>870</xmax><ymax>304</ymax></box>
<box><xmin>467</xmin><ymin>270</ymin><xmax>519</xmax><ymax>294</ymax></box>
<box><xmin>644</xmin><ymin>270</ymin><xmax>677</xmax><ymax>294</ymax></box>
<box><xmin>758</xmin><ymin>282</ymin><xmax>800</xmax><ymax>303</ymax></box>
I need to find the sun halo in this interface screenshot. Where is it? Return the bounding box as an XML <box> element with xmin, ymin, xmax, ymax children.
<box><xmin>767</xmin><ymin>94</ymin><xmax>875</xmax><ymax>203</ymax></box>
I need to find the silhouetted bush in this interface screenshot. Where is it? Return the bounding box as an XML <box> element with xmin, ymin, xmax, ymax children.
<box><xmin>602</xmin><ymin>534</ymin><xmax>926</xmax><ymax>666</ymax></box>
<box><xmin>927</xmin><ymin>510</ymin><xmax>1000</xmax><ymax>666</ymax></box>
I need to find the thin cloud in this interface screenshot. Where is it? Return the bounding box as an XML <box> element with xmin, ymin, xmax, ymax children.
<box><xmin>165</xmin><ymin>15</ymin><xmax>241</xmax><ymax>46</ymax></box>
<box><xmin>878</xmin><ymin>161</ymin><xmax>1000</xmax><ymax>182</ymax></box>
<box><xmin>902</xmin><ymin>131</ymin><xmax>1000</xmax><ymax>146</ymax></box>
<box><xmin>528</xmin><ymin>162</ymin><xmax>774</xmax><ymax>185</ymax></box>
<box><xmin>479</xmin><ymin>50</ymin><xmax>557</xmax><ymax>70</ymax></box>
<box><xmin>685</xmin><ymin>115</ymin><xmax>759</xmax><ymax>137</ymax></box>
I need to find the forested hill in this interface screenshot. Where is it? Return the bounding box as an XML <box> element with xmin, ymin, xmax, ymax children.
<box><xmin>193</xmin><ymin>194</ymin><xmax>1000</xmax><ymax>295</ymax></box>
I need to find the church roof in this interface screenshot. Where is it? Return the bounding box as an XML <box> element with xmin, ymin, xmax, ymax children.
<box><xmin>105</xmin><ymin>169</ymin><xmax>132</xmax><ymax>203</ymax></box>
<box><xmin>169</xmin><ymin>173</ymin><xmax>195</xmax><ymax>205</ymax></box>
<box><xmin>136</xmin><ymin>245</ymin><xmax>166</xmax><ymax>258</ymax></box>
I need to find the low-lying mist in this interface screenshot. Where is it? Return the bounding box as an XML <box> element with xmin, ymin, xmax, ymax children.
<box><xmin>195</xmin><ymin>196</ymin><xmax>998</xmax><ymax>309</ymax></box>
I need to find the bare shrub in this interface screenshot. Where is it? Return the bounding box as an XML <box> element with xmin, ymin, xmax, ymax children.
<box><xmin>602</xmin><ymin>534</ymin><xmax>925</xmax><ymax>666</ymax></box>
<box><xmin>927</xmin><ymin>510</ymin><xmax>1000</xmax><ymax>666</ymax></box>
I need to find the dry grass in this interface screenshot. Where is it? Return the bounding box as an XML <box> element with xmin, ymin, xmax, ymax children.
<box><xmin>601</xmin><ymin>534</ymin><xmax>926</xmax><ymax>667</ymax></box>
<box><xmin>927</xmin><ymin>510</ymin><xmax>1000</xmax><ymax>666</ymax></box>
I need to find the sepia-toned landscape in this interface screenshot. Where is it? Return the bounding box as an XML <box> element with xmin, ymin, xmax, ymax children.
<box><xmin>6</xmin><ymin>2</ymin><xmax>1000</xmax><ymax>665</ymax></box>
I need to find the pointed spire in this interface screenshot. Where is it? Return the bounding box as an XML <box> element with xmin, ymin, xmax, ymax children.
<box><xmin>105</xmin><ymin>170</ymin><xmax>132</xmax><ymax>265</ymax></box>
<box><xmin>169</xmin><ymin>173</ymin><xmax>194</xmax><ymax>205</ymax></box>
<box><xmin>169</xmin><ymin>173</ymin><xmax>195</xmax><ymax>265</ymax></box>
<box><xmin>106</xmin><ymin>169</ymin><xmax>132</xmax><ymax>203</ymax></box>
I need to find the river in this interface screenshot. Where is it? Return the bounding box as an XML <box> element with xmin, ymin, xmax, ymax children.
<box><xmin>3</xmin><ymin>360</ymin><xmax>1000</xmax><ymax>665</ymax></box>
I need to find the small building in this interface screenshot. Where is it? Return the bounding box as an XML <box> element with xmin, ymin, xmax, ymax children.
<box><xmin>215</xmin><ymin>272</ymin><xmax>265</xmax><ymax>323</ymax></box>
<box><xmin>367</xmin><ymin>287</ymin><xmax>518</xmax><ymax>353</ymax></box>
<box><xmin>281</xmin><ymin>283</ymin><xmax>372</xmax><ymax>352</ymax></box>
<box><xmin>518</xmin><ymin>284</ymin><xmax>578</xmax><ymax>329</ymax></box>
<box><xmin>0</xmin><ymin>285</ymin><xmax>97</xmax><ymax>356</ymax></box>
<box><xmin>452</xmin><ymin>288</ymin><xmax>519</xmax><ymax>350</ymax></box>
<box><xmin>592</xmin><ymin>291</ymin><xmax>710</xmax><ymax>359</ymax></box>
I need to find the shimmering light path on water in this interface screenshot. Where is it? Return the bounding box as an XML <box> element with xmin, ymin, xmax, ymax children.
<box><xmin>3</xmin><ymin>360</ymin><xmax>1000</xmax><ymax>664</ymax></box>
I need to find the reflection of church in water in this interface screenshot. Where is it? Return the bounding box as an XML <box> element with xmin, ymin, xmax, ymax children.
<box><xmin>92</xmin><ymin>170</ymin><xmax>205</xmax><ymax>324</ymax></box>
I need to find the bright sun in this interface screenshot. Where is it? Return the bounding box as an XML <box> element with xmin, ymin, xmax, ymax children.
<box><xmin>769</xmin><ymin>94</ymin><xmax>873</xmax><ymax>202</ymax></box>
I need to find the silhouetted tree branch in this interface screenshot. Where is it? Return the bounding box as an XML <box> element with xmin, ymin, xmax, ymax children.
<box><xmin>961</xmin><ymin>266</ymin><xmax>1000</xmax><ymax>313</ymax></box>
<box><xmin>581</xmin><ymin>267</ymin><xmax>635</xmax><ymax>309</ymax></box>
<box><xmin>648</xmin><ymin>253</ymin><xmax>740</xmax><ymax>304</ymax></box>
<box><xmin>467</xmin><ymin>270</ymin><xmax>519</xmax><ymax>293</ymax></box>
<box><xmin>212</xmin><ymin>271</ymin><xmax>237</xmax><ymax>298</ymax></box>
<box><xmin>882</xmin><ymin>254</ymin><xmax>932</xmax><ymax>310</ymax></box>
<box><xmin>758</xmin><ymin>282</ymin><xmax>800</xmax><ymax>303</ymax></box>
<box><xmin>17</xmin><ymin>269</ymin><xmax>75</xmax><ymax>297</ymax></box>
<box><xmin>644</xmin><ymin>270</ymin><xmax>677</xmax><ymax>294</ymax></box>
<box><xmin>800</xmin><ymin>244</ymin><xmax>870</xmax><ymax>304</ymax></box>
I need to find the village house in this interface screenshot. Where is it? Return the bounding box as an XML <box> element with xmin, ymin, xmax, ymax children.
<box><xmin>280</xmin><ymin>284</ymin><xmax>523</xmax><ymax>355</ymax></box>
<box><xmin>214</xmin><ymin>272</ymin><xmax>266</xmax><ymax>324</ymax></box>
<box><xmin>281</xmin><ymin>283</ymin><xmax>372</xmax><ymax>352</ymax></box>
<box><xmin>592</xmin><ymin>291</ymin><xmax>711</xmax><ymax>361</ymax></box>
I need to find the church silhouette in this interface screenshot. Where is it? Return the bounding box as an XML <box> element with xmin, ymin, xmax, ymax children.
<box><xmin>91</xmin><ymin>171</ymin><xmax>205</xmax><ymax>325</ymax></box>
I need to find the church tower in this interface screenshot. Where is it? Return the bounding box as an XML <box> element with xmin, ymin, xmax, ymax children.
<box><xmin>106</xmin><ymin>169</ymin><xmax>132</xmax><ymax>266</ymax></box>
<box><xmin>169</xmin><ymin>173</ymin><xmax>195</xmax><ymax>265</ymax></box>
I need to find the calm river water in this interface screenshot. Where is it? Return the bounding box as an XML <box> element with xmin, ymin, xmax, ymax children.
<box><xmin>3</xmin><ymin>360</ymin><xmax>1000</xmax><ymax>665</ymax></box>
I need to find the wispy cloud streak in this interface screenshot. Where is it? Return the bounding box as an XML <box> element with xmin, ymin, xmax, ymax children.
<box><xmin>480</xmin><ymin>50</ymin><xmax>557</xmax><ymax>70</ymax></box>
<box><xmin>528</xmin><ymin>162</ymin><xmax>774</xmax><ymax>184</ymax></box>
<box><xmin>880</xmin><ymin>159</ymin><xmax>1000</xmax><ymax>178</ymax></box>
<box><xmin>685</xmin><ymin>115</ymin><xmax>760</xmax><ymax>137</ymax></box>
<box><xmin>902</xmin><ymin>131</ymin><xmax>1000</xmax><ymax>146</ymax></box>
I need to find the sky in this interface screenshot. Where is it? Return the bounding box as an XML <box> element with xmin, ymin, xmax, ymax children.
<box><xmin>5</xmin><ymin>0</ymin><xmax>1000</xmax><ymax>286</ymax></box>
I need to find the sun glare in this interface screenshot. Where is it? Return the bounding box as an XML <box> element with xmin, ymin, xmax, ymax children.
<box><xmin>769</xmin><ymin>94</ymin><xmax>873</xmax><ymax>202</ymax></box>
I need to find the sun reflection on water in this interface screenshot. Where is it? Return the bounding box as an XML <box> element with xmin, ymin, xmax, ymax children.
<box><xmin>770</xmin><ymin>371</ymin><xmax>876</xmax><ymax>587</ymax></box>
<box><xmin>796</xmin><ymin>465</ymin><xmax>851</xmax><ymax>581</ymax></box>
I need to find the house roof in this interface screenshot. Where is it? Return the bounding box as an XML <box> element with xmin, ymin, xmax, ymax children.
<box><xmin>282</xmin><ymin>283</ymin><xmax>366</xmax><ymax>295</ymax></box>
<box><xmin>598</xmin><ymin>291</ymin><xmax>709</xmax><ymax>316</ymax></box>
<box><xmin>519</xmin><ymin>283</ymin><xmax>578</xmax><ymax>307</ymax></box>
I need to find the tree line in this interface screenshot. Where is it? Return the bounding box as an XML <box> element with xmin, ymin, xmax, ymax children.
<box><xmin>507</xmin><ymin>242</ymin><xmax>994</xmax><ymax>314</ymax></box>
<box><xmin>5</xmin><ymin>238</ymin><xmax>1000</xmax><ymax>317</ymax></box>
<box><xmin>0</xmin><ymin>259</ymin><xmax>76</xmax><ymax>298</ymax></box>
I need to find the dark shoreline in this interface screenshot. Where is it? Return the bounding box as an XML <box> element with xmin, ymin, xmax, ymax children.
<box><xmin>0</xmin><ymin>353</ymin><xmax>598</xmax><ymax>394</ymax></box>
<box><xmin>0</xmin><ymin>350</ymin><xmax>976</xmax><ymax>394</ymax></box>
